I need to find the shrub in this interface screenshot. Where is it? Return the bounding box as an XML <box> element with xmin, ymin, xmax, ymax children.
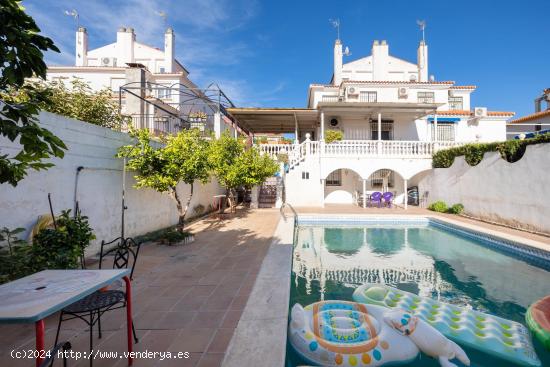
<box><xmin>0</xmin><ymin>210</ymin><xmax>95</xmax><ymax>283</ymax></box>
<box><xmin>448</xmin><ymin>203</ymin><xmax>464</xmax><ymax>215</ymax></box>
<box><xmin>193</xmin><ymin>204</ymin><xmax>205</xmax><ymax>216</ymax></box>
<box><xmin>325</xmin><ymin>130</ymin><xmax>343</xmax><ymax>143</ymax></box>
<box><xmin>432</xmin><ymin>133</ymin><xmax>550</xmax><ymax>168</ymax></box>
<box><xmin>31</xmin><ymin>210</ymin><xmax>95</xmax><ymax>271</ymax></box>
<box><xmin>428</xmin><ymin>201</ymin><xmax>448</xmax><ymax>213</ymax></box>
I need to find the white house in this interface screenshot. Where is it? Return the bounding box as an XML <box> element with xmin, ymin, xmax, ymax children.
<box><xmin>47</xmin><ymin>27</ymin><xmax>242</xmax><ymax>137</ymax></box>
<box><xmin>507</xmin><ymin>88</ymin><xmax>550</xmax><ymax>139</ymax></box>
<box><xmin>228</xmin><ymin>37</ymin><xmax>515</xmax><ymax>208</ymax></box>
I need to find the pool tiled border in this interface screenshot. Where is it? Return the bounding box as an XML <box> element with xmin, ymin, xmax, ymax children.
<box><xmin>223</xmin><ymin>213</ymin><xmax>550</xmax><ymax>367</ymax></box>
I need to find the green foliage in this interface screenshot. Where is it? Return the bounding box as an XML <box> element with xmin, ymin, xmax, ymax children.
<box><xmin>428</xmin><ymin>201</ymin><xmax>448</xmax><ymax>213</ymax></box>
<box><xmin>276</xmin><ymin>153</ymin><xmax>289</xmax><ymax>164</ymax></box>
<box><xmin>325</xmin><ymin>130</ymin><xmax>344</xmax><ymax>143</ymax></box>
<box><xmin>133</xmin><ymin>226</ymin><xmax>191</xmax><ymax>245</ymax></box>
<box><xmin>31</xmin><ymin>210</ymin><xmax>95</xmax><ymax>271</ymax></box>
<box><xmin>0</xmin><ymin>210</ymin><xmax>95</xmax><ymax>283</ymax></box>
<box><xmin>208</xmin><ymin>132</ymin><xmax>278</xmax><ymax>190</ymax></box>
<box><xmin>448</xmin><ymin>203</ymin><xmax>464</xmax><ymax>215</ymax></box>
<box><xmin>3</xmin><ymin>79</ymin><xmax>129</xmax><ymax>130</ymax></box>
<box><xmin>0</xmin><ymin>1</ymin><xmax>66</xmax><ymax>186</ymax></box>
<box><xmin>117</xmin><ymin>128</ymin><xmax>210</xmax><ymax>230</ymax></box>
<box><xmin>432</xmin><ymin>133</ymin><xmax>550</xmax><ymax>168</ymax></box>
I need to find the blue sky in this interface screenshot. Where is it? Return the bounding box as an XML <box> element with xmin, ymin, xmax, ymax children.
<box><xmin>26</xmin><ymin>0</ymin><xmax>549</xmax><ymax>117</ymax></box>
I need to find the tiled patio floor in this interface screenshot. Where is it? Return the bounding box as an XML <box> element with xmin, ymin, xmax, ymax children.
<box><xmin>2</xmin><ymin>204</ymin><xmax>549</xmax><ymax>367</ymax></box>
<box><xmin>0</xmin><ymin>208</ymin><xmax>280</xmax><ymax>367</ymax></box>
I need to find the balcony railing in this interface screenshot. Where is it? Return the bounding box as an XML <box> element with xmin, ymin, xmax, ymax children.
<box><xmin>259</xmin><ymin>140</ymin><xmax>464</xmax><ymax>168</ymax></box>
<box><xmin>124</xmin><ymin>114</ymin><xmax>211</xmax><ymax>136</ymax></box>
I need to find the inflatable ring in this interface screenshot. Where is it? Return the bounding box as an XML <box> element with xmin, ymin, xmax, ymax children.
<box><xmin>526</xmin><ymin>295</ymin><xmax>550</xmax><ymax>351</ymax></box>
<box><xmin>288</xmin><ymin>300</ymin><xmax>418</xmax><ymax>366</ymax></box>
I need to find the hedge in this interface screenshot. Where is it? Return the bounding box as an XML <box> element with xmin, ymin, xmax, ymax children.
<box><xmin>432</xmin><ymin>133</ymin><xmax>550</xmax><ymax>168</ymax></box>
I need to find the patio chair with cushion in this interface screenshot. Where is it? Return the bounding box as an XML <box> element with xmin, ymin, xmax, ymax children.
<box><xmin>39</xmin><ymin>341</ymin><xmax>72</xmax><ymax>367</ymax></box>
<box><xmin>382</xmin><ymin>192</ymin><xmax>394</xmax><ymax>208</ymax></box>
<box><xmin>369</xmin><ymin>192</ymin><xmax>382</xmax><ymax>208</ymax></box>
<box><xmin>54</xmin><ymin>237</ymin><xmax>141</xmax><ymax>366</ymax></box>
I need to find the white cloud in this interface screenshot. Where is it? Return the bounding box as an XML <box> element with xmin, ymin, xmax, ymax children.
<box><xmin>24</xmin><ymin>0</ymin><xmax>263</xmax><ymax>105</ymax></box>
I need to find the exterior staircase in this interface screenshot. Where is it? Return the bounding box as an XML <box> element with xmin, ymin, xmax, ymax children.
<box><xmin>258</xmin><ymin>177</ymin><xmax>278</xmax><ymax>208</ymax></box>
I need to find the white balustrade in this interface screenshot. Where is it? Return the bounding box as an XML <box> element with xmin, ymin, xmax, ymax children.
<box><xmin>258</xmin><ymin>140</ymin><xmax>464</xmax><ymax>169</ymax></box>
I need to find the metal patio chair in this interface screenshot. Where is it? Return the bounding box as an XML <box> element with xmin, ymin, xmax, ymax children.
<box><xmin>39</xmin><ymin>341</ymin><xmax>71</xmax><ymax>367</ymax></box>
<box><xmin>54</xmin><ymin>237</ymin><xmax>141</xmax><ymax>366</ymax></box>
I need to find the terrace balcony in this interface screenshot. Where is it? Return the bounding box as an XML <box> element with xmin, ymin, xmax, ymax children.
<box><xmin>258</xmin><ymin>139</ymin><xmax>462</xmax><ymax>167</ymax></box>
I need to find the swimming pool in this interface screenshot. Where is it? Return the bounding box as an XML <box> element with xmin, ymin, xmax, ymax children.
<box><xmin>286</xmin><ymin>217</ymin><xmax>550</xmax><ymax>367</ymax></box>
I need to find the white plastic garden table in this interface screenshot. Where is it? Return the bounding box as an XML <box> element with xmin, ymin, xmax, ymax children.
<box><xmin>0</xmin><ymin>269</ymin><xmax>134</xmax><ymax>366</ymax></box>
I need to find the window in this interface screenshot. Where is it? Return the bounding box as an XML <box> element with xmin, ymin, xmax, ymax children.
<box><xmin>326</xmin><ymin>170</ymin><xmax>342</xmax><ymax>186</ymax></box>
<box><xmin>159</xmin><ymin>67</ymin><xmax>165</xmax><ymax>73</ymax></box>
<box><xmin>448</xmin><ymin>96</ymin><xmax>463</xmax><ymax>110</ymax></box>
<box><xmin>418</xmin><ymin>91</ymin><xmax>435</xmax><ymax>104</ymax></box>
<box><xmin>301</xmin><ymin>171</ymin><xmax>310</xmax><ymax>180</ymax></box>
<box><xmin>370</xmin><ymin>169</ymin><xmax>394</xmax><ymax>188</ymax></box>
<box><xmin>370</xmin><ymin>121</ymin><xmax>394</xmax><ymax>140</ymax></box>
<box><xmin>359</xmin><ymin>91</ymin><xmax>377</xmax><ymax>102</ymax></box>
<box><xmin>431</xmin><ymin>123</ymin><xmax>455</xmax><ymax>141</ymax></box>
<box><xmin>157</xmin><ymin>86</ymin><xmax>170</xmax><ymax>99</ymax></box>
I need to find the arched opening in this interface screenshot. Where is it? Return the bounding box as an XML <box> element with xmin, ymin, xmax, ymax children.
<box><xmin>323</xmin><ymin>168</ymin><xmax>363</xmax><ymax>204</ymax></box>
<box><xmin>363</xmin><ymin>169</ymin><xmax>406</xmax><ymax>208</ymax></box>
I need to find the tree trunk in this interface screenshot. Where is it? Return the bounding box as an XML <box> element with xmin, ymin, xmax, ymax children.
<box><xmin>170</xmin><ymin>186</ymin><xmax>186</xmax><ymax>232</ymax></box>
<box><xmin>183</xmin><ymin>182</ymin><xmax>194</xmax><ymax>226</ymax></box>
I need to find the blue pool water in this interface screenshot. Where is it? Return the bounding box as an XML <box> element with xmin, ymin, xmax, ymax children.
<box><xmin>287</xmin><ymin>220</ymin><xmax>550</xmax><ymax>367</ymax></box>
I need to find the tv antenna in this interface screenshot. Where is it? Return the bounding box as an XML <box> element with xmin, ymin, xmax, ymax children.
<box><xmin>64</xmin><ymin>9</ymin><xmax>79</xmax><ymax>29</ymax></box>
<box><xmin>329</xmin><ymin>18</ymin><xmax>340</xmax><ymax>40</ymax></box>
<box><xmin>416</xmin><ymin>20</ymin><xmax>426</xmax><ymax>42</ymax></box>
<box><xmin>155</xmin><ymin>10</ymin><xmax>168</xmax><ymax>27</ymax></box>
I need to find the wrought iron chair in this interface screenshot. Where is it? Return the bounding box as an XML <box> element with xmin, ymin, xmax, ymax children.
<box><xmin>39</xmin><ymin>341</ymin><xmax>71</xmax><ymax>367</ymax></box>
<box><xmin>54</xmin><ymin>237</ymin><xmax>141</xmax><ymax>366</ymax></box>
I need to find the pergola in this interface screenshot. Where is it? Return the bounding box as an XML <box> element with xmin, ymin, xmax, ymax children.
<box><xmin>226</xmin><ymin>107</ymin><xmax>318</xmax><ymax>138</ymax></box>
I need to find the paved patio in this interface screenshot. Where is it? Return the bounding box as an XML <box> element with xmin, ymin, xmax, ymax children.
<box><xmin>2</xmin><ymin>204</ymin><xmax>549</xmax><ymax>367</ymax></box>
<box><xmin>0</xmin><ymin>208</ymin><xmax>280</xmax><ymax>367</ymax></box>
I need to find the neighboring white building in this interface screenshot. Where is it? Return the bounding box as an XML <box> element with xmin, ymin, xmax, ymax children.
<box><xmin>47</xmin><ymin>27</ymin><xmax>242</xmax><ymax>137</ymax></box>
<box><xmin>229</xmin><ymin>37</ymin><xmax>515</xmax><ymax>208</ymax></box>
<box><xmin>507</xmin><ymin>88</ymin><xmax>550</xmax><ymax>139</ymax></box>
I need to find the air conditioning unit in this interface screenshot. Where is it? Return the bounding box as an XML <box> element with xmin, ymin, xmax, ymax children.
<box><xmin>448</xmin><ymin>89</ymin><xmax>455</xmax><ymax>97</ymax></box>
<box><xmin>398</xmin><ymin>87</ymin><xmax>408</xmax><ymax>98</ymax></box>
<box><xmin>474</xmin><ymin>107</ymin><xmax>487</xmax><ymax>118</ymax></box>
<box><xmin>101</xmin><ymin>57</ymin><xmax>113</xmax><ymax>66</ymax></box>
<box><xmin>348</xmin><ymin>87</ymin><xmax>356</xmax><ymax>94</ymax></box>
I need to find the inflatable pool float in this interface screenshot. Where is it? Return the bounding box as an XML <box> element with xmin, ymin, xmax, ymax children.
<box><xmin>288</xmin><ymin>300</ymin><xmax>469</xmax><ymax>367</ymax></box>
<box><xmin>526</xmin><ymin>295</ymin><xmax>550</xmax><ymax>351</ymax></box>
<box><xmin>353</xmin><ymin>284</ymin><xmax>541</xmax><ymax>367</ymax></box>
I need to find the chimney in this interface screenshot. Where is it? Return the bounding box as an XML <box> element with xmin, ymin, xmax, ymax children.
<box><xmin>417</xmin><ymin>40</ymin><xmax>428</xmax><ymax>82</ymax></box>
<box><xmin>164</xmin><ymin>28</ymin><xmax>175</xmax><ymax>73</ymax></box>
<box><xmin>333</xmin><ymin>39</ymin><xmax>343</xmax><ymax>85</ymax></box>
<box><xmin>75</xmin><ymin>27</ymin><xmax>88</xmax><ymax>66</ymax></box>
<box><xmin>117</xmin><ymin>27</ymin><xmax>135</xmax><ymax>66</ymax></box>
<box><xmin>372</xmin><ymin>40</ymin><xmax>389</xmax><ymax>81</ymax></box>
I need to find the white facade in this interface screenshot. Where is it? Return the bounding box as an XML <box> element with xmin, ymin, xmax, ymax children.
<box><xmin>251</xmin><ymin>38</ymin><xmax>515</xmax><ymax>208</ymax></box>
<box><xmin>48</xmin><ymin>27</ymin><xmax>239</xmax><ymax>137</ymax></box>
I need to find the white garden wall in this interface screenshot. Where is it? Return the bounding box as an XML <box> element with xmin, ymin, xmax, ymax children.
<box><xmin>418</xmin><ymin>143</ymin><xmax>550</xmax><ymax>233</ymax></box>
<box><xmin>0</xmin><ymin>112</ymin><xmax>224</xmax><ymax>254</ymax></box>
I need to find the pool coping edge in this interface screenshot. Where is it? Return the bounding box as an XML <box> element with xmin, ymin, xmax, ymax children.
<box><xmin>221</xmin><ymin>214</ymin><xmax>294</xmax><ymax>367</ymax></box>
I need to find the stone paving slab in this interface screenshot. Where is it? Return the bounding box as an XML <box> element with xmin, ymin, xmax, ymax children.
<box><xmin>0</xmin><ymin>209</ymin><xmax>280</xmax><ymax>367</ymax></box>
